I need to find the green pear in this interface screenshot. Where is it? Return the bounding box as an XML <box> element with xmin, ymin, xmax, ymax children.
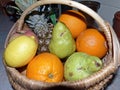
<box><xmin>4</xmin><ymin>35</ymin><xmax>38</xmax><ymax>68</ymax></box>
<box><xmin>86</xmin><ymin>56</ymin><xmax>103</xmax><ymax>73</ymax></box>
<box><xmin>49</xmin><ymin>22</ymin><xmax>76</xmax><ymax>59</ymax></box>
<box><xmin>64</xmin><ymin>52</ymin><xmax>90</xmax><ymax>81</ymax></box>
<box><xmin>64</xmin><ymin>52</ymin><xmax>103</xmax><ymax>81</ymax></box>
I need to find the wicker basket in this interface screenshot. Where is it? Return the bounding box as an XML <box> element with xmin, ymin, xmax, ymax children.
<box><xmin>3</xmin><ymin>0</ymin><xmax>120</xmax><ymax>90</ymax></box>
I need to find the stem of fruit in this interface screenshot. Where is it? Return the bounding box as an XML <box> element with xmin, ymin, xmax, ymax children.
<box><xmin>48</xmin><ymin>73</ymin><xmax>54</xmax><ymax>79</ymax></box>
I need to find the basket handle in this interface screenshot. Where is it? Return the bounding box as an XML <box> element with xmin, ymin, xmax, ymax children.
<box><xmin>17</xmin><ymin>0</ymin><xmax>112</xmax><ymax>51</ymax></box>
<box><xmin>17</xmin><ymin>0</ymin><xmax>119</xmax><ymax>67</ymax></box>
<box><xmin>17</xmin><ymin>0</ymin><xmax>106</xmax><ymax>31</ymax></box>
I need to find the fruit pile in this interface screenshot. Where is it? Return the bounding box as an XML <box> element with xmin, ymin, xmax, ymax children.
<box><xmin>4</xmin><ymin>10</ymin><xmax>108</xmax><ymax>83</ymax></box>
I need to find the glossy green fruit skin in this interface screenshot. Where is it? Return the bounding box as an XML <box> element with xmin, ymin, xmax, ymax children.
<box><xmin>4</xmin><ymin>35</ymin><xmax>38</xmax><ymax>67</ymax></box>
<box><xmin>49</xmin><ymin>22</ymin><xmax>76</xmax><ymax>59</ymax></box>
<box><xmin>64</xmin><ymin>52</ymin><xmax>103</xmax><ymax>81</ymax></box>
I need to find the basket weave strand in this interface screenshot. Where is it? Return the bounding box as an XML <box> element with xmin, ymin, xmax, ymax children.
<box><xmin>3</xmin><ymin>0</ymin><xmax>120</xmax><ymax>90</ymax></box>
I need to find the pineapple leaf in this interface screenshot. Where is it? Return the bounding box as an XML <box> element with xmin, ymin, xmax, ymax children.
<box><xmin>15</xmin><ymin>0</ymin><xmax>38</xmax><ymax>11</ymax></box>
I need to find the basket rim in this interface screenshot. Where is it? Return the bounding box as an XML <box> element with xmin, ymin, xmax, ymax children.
<box><xmin>4</xmin><ymin>58</ymin><xmax>116</xmax><ymax>89</ymax></box>
<box><xmin>18</xmin><ymin>0</ymin><xmax>106</xmax><ymax>31</ymax></box>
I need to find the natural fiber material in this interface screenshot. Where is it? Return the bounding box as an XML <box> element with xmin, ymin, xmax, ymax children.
<box><xmin>3</xmin><ymin>0</ymin><xmax>120</xmax><ymax>90</ymax></box>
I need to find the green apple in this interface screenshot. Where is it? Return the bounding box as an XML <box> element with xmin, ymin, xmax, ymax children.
<box><xmin>4</xmin><ymin>35</ymin><xmax>38</xmax><ymax>68</ymax></box>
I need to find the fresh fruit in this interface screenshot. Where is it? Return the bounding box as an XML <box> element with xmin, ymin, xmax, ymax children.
<box><xmin>8</xmin><ymin>33</ymin><xmax>20</xmax><ymax>43</ymax></box>
<box><xmin>59</xmin><ymin>10</ymin><xmax>87</xmax><ymax>38</ymax></box>
<box><xmin>86</xmin><ymin>55</ymin><xmax>103</xmax><ymax>73</ymax></box>
<box><xmin>49</xmin><ymin>22</ymin><xmax>76</xmax><ymax>59</ymax></box>
<box><xmin>76</xmin><ymin>28</ymin><xmax>108</xmax><ymax>58</ymax></box>
<box><xmin>26</xmin><ymin>52</ymin><xmax>64</xmax><ymax>82</ymax></box>
<box><xmin>4</xmin><ymin>35</ymin><xmax>38</xmax><ymax>67</ymax></box>
<box><xmin>9</xmin><ymin>24</ymin><xmax>38</xmax><ymax>44</ymax></box>
<box><xmin>26</xmin><ymin>14</ymin><xmax>53</xmax><ymax>53</ymax></box>
<box><xmin>64</xmin><ymin>52</ymin><xmax>103</xmax><ymax>81</ymax></box>
<box><xmin>24</xmin><ymin>28</ymin><xmax>38</xmax><ymax>43</ymax></box>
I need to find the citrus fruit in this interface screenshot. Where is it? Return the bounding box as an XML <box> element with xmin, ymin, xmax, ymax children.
<box><xmin>59</xmin><ymin>10</ymin><xmax>87</xmax><ymax>38</ymax></box>
<box><xmin>26</xmin><ymin>52</ymin><xmax>64</xmax><ymax>82</ymax></box>
<box><xmin>76</xmin><ymin>28</ymin><xmax>108</xmax><ymax>58</ymax></box>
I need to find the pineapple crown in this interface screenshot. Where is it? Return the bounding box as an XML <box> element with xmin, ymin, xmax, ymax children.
<box><xmin>26</xmin><ymin>14</ymin><xmax>49</xmax><ymax>33</ymax></box>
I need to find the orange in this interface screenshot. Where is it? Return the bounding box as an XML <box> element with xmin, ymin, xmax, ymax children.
<box><xmin>26</xmin><ymin>52</ymin><xmax>64</xmax><ymax>82</ymax></box>
<box><xmin>59</xmin><ymin>10</ymin><xmax>87</xmax><ymax>38</ymax></box>
<box><xmin>76</xmin><ymin>28</ymin><xmax>108</xmax><ymax>58</ymax></box>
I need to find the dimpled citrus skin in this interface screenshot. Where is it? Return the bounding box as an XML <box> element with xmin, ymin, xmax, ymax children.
<box><xmin>59</xmin><ymin>10</ymin><xmax>87</xmax><ymax>38</ymax></box>
<box><xmin>26</xmin><ymin>52</ymin><xmax>64</xmax><ymax>82</ymax></box>
<box><xmin>76</xmin><ymin>29</ymin><xmax>108</xmax><ymax>58</ymax></box>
